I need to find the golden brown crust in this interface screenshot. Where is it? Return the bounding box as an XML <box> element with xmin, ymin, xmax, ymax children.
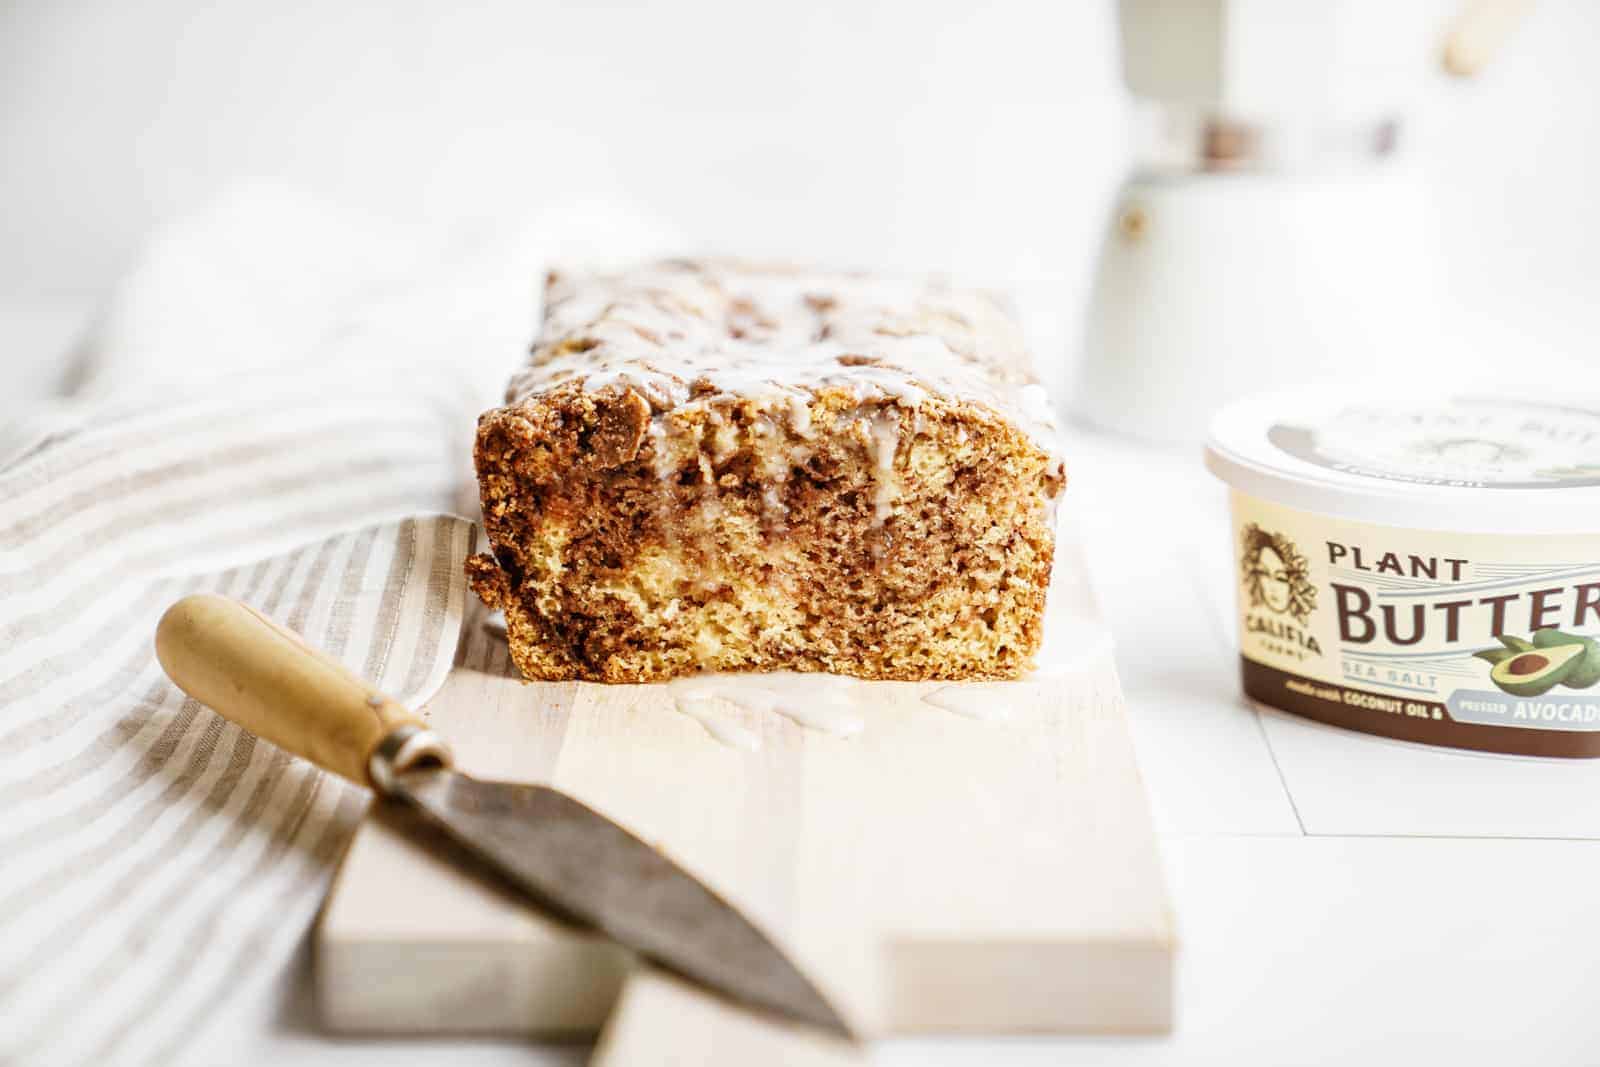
<box><xmin>469</xmin><ymin>261</ymin><xmax>1066</xmax><ymax>684</ymax></box>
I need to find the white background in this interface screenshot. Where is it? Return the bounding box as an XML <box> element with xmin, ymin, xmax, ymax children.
<box><xmin>3</xmin><ymin>0</ymin><xmax>1599</xmax><ymax>369</ymax></box>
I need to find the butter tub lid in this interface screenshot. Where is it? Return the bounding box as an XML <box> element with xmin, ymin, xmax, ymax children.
<box><xmin>1204</xmin><ymin>387</ymin><xmax>1600</xmax><ymax>534</ymax></box>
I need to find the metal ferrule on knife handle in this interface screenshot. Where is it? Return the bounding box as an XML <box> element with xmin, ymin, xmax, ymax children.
<box><xmin>154</xmin><ymin>594</ymin><xmax>452</xmax><ymax>792</ymax></box>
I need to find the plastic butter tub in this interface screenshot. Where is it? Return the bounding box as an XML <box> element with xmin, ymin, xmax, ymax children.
<box><xmin>1205</xmin><ymin>389</ymin><xmax>1600</xmax><ymax>757</ymax></box>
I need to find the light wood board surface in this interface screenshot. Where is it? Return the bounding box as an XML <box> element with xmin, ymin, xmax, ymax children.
<box><xmin>318</xmin><ymin>536</ymin><xmax>1174</xmax><ymax>1048</ymax></box>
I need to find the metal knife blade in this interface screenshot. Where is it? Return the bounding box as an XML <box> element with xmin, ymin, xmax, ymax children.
<box><xmin>392</xmin><ymin>765</ymin><xmax>853</xmax><ymax>1039</ymax></box>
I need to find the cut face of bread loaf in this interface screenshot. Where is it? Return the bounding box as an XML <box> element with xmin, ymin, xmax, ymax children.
<box><xmin>468</xmin><ymin>259</ymin><xmax>1066</xmax><ymax>683</ymax></box>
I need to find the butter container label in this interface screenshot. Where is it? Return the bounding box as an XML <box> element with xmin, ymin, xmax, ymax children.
<box><xmin>1229</xmin><ymin>490</ymin><xmax>1600</xmax><ymax>757</ymax></box>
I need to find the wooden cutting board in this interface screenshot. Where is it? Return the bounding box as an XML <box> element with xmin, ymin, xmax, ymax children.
<box><xmin>317</xmin><ymin>534</ymin><xmax>1174</xmax><ymax>1048</ymax></box>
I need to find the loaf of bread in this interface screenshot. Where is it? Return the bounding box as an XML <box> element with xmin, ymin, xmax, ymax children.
<box><xmin>467</xmin><ymin>260</ymin><xmax>1066</xmax><ymax>683</ymax></box>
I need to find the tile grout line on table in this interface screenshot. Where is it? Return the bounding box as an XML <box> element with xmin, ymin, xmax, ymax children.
<box><xmin>1159</xmin><ymin>829</ymin><xmax>1600</xmax><ymax>842</ymax></box>
<box><xmin>1178</xmin><ymin>520</ymin><xmax>1311</xmax><ymax>838</ymax></box>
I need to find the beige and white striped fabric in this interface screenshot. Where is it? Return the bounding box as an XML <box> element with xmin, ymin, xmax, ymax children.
<box><xmin>0</xmin><ymin>371</ymin><xmax>481</xmax><ymax>1065</ymax></box>
<box><xmin>0</xmin><ymin>181</ymin><xmax>675</xmax><ymax>1065</ymax></box>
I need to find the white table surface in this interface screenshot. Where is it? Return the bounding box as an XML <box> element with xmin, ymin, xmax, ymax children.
<box><xmin>8</xmin><ymin>299</ymin><xmax>1598</xmax><ymax>1067</ymax></box>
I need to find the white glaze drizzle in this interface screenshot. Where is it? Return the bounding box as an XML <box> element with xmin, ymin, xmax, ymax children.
<box><xmin>664</xmin><ymin>672</ymin><xmax>866</xmax><ymax>747</ymax></box>
<box><xmin>645</xmin><ymin>419</ymin><xmax>681</xmax><ymax>558</ymax></box>
<box><xmin>786</xmin><ymin>393</ymin><xmax>814</xmax><ymax>438</ymax></box>
<box><xmin>868</xmin><ymin>413</ymin><xmax>901</xmax><ymax>525</ymax></box>
<box><xmin>506</xmin><ymin>260</ymin><xmax>1063</xmax><ymax>462</ymax></box>
<box><xmin>752</xmin><ymin>415</ymin><xmax>792</xmax><ymax>529</ymax></box>
<box><xmin>646</xmin><ymin>419</ymin><xmax>675</xmax><ymax>482</ymax></box>
<box><xmin>921</xmin><ymin>685</ymin><xmax>1015</xmax><ymax>721</ymax></box>
<box><xmin>671</xmin><ymin>695</ymin><xmax>763</xmax><ymax>751</ymax></box>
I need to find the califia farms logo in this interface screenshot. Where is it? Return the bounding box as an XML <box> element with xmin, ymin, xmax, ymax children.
<box><xmin>1240</xmin><ymin>523</ymin><xmax>1322</xmax><ymax>657</ymax></box>
<box><xmin>1241</xmin><ymin>524</ymin><xmax>1316</xmax><ymax>621</ymax></box>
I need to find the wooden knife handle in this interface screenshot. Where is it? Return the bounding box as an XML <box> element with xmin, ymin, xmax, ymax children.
<box><xmin>154</xmin><ymin>594</ymin><xmax>449</xmax><ymax>790</ymax></box>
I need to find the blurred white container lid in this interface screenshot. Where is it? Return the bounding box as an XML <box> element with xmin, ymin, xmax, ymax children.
<box><xmin>1205</xmin><ymin>387</ymin><xmax>1600</xmax><ymax>534</ymax></box>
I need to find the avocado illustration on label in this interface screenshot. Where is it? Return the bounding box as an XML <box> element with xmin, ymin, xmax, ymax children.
<box><xmin>1475</xmin><ymin>640</ymin><xmax>1586</xmax><ymax>696</ymax></box>
<box><xmin>1498</xmin><ymin>634</ymin><xmax>1537</xmax><ymax>654</ymax></box>
<box><xmin>1530</xmin><ymin>628</ymin><xmax>1600</xmax><ymax>688</ymax></box>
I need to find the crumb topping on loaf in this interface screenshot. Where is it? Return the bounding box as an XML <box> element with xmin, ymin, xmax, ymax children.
<box><xmin>506</xmin><ymin>259</ymin><xmax>1063</xmax><ymax>461</ymax></box>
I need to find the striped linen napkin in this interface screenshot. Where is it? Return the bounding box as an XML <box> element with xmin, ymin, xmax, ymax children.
<box><xmin>0</xmin><ymin>184</ymin><xmax>674</xmax><ymax>1066</ymax></box>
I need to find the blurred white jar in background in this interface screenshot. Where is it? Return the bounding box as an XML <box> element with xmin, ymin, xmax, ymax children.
<box><xmin>1073</xmin><ymin>0</ymin><xmax>1512</xmax><ymax>445</ymax></box>
<box><xmin>1075</xmin><ymin>114</ymin><xmax>1446</xmax><ymax>444</ymax></box>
